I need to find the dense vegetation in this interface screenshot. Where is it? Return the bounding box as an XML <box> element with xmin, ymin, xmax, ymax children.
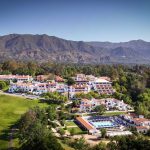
<box><xmin>1</xmin><ymin>61</ymin><xmax>150</xmax><ymax>117</ymax></box>
<box><xmin>1</xmin><ymin>61</ymin><xmax>150</xmax><ymax>149</ymax></box>
<box><xmin>18</xmin><ymin>107</ymin><xmax>150</xmax><ymax>150</ymax></box>
<box><xmin>64</xmin><ymin>135</ymin><xmax>150</xmax><ymax>150</ymax></box>
<box><xmin>18</xmin><ymin>107</ymin><xmax>63</xmax><ymax>150</ymax></box>
<box><xmin>42</xmin><ymin>92</ymin><xmax>68</xmax><ymax>103</ymax></box>
<box><xmin>0</xmin><ymin>80</ymin><xmax>10</xmax><ymax>91</ymax></box>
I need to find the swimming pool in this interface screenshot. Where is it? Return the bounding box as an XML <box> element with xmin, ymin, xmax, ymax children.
<box><xmin>90</xmin><ymin>121</ymin><xmax>116</xmax><ymax>128</ymax></box>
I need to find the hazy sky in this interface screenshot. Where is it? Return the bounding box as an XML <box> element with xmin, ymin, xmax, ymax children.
<box><xmin>0</xmin><ymin>0</ymin><xmax>150</xmax><ymax>42</ymax></box>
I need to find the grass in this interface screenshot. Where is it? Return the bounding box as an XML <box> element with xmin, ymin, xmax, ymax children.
<box><xmin>103</xmin><ymin>111</ymin><xmax>127</xmax><ymax>116</ymax></box>
<box><xmin>65</xmin><ymin>121</ymin><xmax>85</xmax><ymax>135</ymax></box>
<box><xmin>59</xmin><ymin>140</ymin><xmax>75</xmax><ymax>150</ymax></box>
<box><xmin>0</xmin><ymin>94</ymin><xmax>48</xmax><ymax>149</ymax></box>
<box><xmin>65</xmin><ymin>121</ymin><xmax>77</xmax><ymax>127</ymax></box>
<box><xmin>67</xmin><ymin>127</ymin><xmax>87</xmax><ymax>135</ymax></box>
<box><xmin>81</xmin><ymin>111</ymin><xmax>126</xmax><ymax>117</ymax></box>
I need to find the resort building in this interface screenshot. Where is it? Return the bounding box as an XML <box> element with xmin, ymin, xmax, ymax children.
<box><xmin>9</xmin><ymin>82</ymin><xmax>35</xmax><ymax>93</ymax></box>
<box><xmin>74</xmin><ymin>74</ymin><xmax>86</xmax><ymax>81</ymax></box>
<box><xmin>92</xmin><ymin>78</ymin><xmax>114</xmax><ymax>95</ymax></box>
<box><xmin>55</xmin><ymin>76</ymin><xmax>64</xmax><ymax>83</ymax></box>
<box><xmin>136</xmin><ymin>126</ymin><xmax>149</xmax><ymax>133</ymax></box>
<box><xmin>85</xmin><ymin>75</ymin><xmax>97</xmax><ymax>82</ymax></box>
<box><xmin>103</xmin><ymin>98</ymin><xmax>132</xmax><ymax>111</ymax></box>
<box><xmin>132</xmin><ymin>117</ymin><xmax>150</xmax><ymax>126</ymax></box>
<box><xmin>9</xmin><ymin>81</ymin><xmax>67</xmax><ymax>95</ymax></box>
<box><xmin>56</xmin><ymin>84</ymin><xmax>68</xmax><ymax>93</ymax></box>
<box><xmin>79</xmin><ymin>98</ymin><xmax>131</xmax><ymax>112</ymax></box>
<box><xmin>79</xmin><ymin>98</ymin><xmax>103</xmax><ymax>112</ymax></box>
<box><xmin>79</xmin><ymin>99</ymin><xmax>93</xmax><ymax>112</ymax></box>
<box><xmin>7</xmin><ymin>74</ymin><xmax>116</xmax><ymax>99</ymax></box>
<box><xmin>69</xmin><ymin>84</ymin><xmax>91</xmax><ymax>98</ymax></box>
<box><xmin>120</xmin><ymin>113</ymin><xmax>150</xmax><ymax>133</ymax></box>
<box><xmin>0</xmin><ymin>75</ymin><xmax>33</xmax><ymax>82</ymax></box>
<box><xmin>36</xmin><ymin>75</ymin><xmax>50</xmax><ymax>82</ymax></box>
<box><xmin>73</xmin><ymin>74</ymin><xmax>90</xmax><ymax>85</ymax></box>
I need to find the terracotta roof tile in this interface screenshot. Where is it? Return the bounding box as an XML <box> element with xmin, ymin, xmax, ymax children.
<box><xmin>76</xmin><ymin>117</ymin><xmax>94</xmax><ymax>130</ymax></box>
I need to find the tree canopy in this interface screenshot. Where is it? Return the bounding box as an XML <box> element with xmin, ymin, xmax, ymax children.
<box><xmin>93</xmin><ymin>105</ymin><xmax>106</xmax><ymax>115</ymax></box>
<box><xmin>18</xmin><ymin>107</ymin><xmax>63</xmax><ymax>150</ymax></box>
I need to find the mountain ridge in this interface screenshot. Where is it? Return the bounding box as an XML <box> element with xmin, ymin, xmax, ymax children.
<box><xmin>0</xmin><ymin>34</ymin><xmax>150</xmax><ymax>64</ymax></box>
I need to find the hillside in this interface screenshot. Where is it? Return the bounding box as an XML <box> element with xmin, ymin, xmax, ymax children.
<box><xmin>0</xmin><ymin>34</ymin><xmax>150</xmax><ymax>64</ymax></box>
<box><xmin>87</xmin><ymin>40</ymin><xmax>150</xmax><ymax>63</ymax></box>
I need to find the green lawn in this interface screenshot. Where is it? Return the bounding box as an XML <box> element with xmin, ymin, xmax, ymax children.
<box><xmin>65</xmin><ymin>121</ymin><xmax>84</xmax><ymax>135</ymax></box>
<box><xmin>103</xmin><ymin>111</ymin><xmax>126</xmax><ymax>116</ymax></box>
<box><xmin>67</xmin><ymin>127</ymin><xmax>87</xmax><ymax>135</ymax></box>
<box><xmin>0</xmin><ymin>94</ymin><xmax>48</xmax><ymax>149</ymax></box>
<box><xmin>59</xmin><ymin>140</ymin><xmax>75</xmax><ymax>150</ymax></box>
<box><xmin>65</xmin><ymin>121</ymin><xmax>77</xmax><ymax>126</ymax></box>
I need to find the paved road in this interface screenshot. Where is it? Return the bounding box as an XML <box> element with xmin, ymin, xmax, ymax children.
<box><xmin>0</xmin><ymin>91</ymin><xmax>40</xmax><ymax>100</ymax></box>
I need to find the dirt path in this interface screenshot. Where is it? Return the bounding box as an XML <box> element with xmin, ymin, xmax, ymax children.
<box><xmin>8</xmin><ymin>128</ymin><xmax>14</xmax><ymax>150</ymax></box>
<box><xmin>73</xmin><ymin>134</ymin><xmax>109</xmax><ymax>146</ymax></box>
<box><xmin>66</xmin><ymin>125</ymin><xmax>77</xmax><ymax>128</ymax></box>
<box><xmin>8</xmin><ymin>128</ymin><xmax>18</xmax><ymax>150</ymax></box>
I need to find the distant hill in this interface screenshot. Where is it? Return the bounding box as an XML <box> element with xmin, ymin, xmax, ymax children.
<box><xmin>87</xmin><ymin>40</ymin><xmax>150</xmax><ymax>63</ymax></box>
<box><xmin>0</xmin><ymin>34</ymin><xmax>150</xmax><ymax>64</ymax></box>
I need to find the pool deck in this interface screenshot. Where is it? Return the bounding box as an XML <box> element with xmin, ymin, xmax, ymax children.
<box><xmin>89</xmin><ymin>120</ymin><xmax>117</xmax><ymax>128</ymax></box>
<box><xmin>76</xmin><ymin>116</ymin><xmax>120</xmax><ymax>131</ymax></box>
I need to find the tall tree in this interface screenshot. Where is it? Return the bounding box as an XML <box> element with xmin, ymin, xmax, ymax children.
<box><xmin>93</xmin><ymin>105</ymin><xmax>106</xmax><ymax>115</ymax></box>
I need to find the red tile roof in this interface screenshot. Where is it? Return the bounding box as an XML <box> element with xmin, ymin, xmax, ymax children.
<box><xmin>133</xmin><ymin>118</ymin><xmax>150</xmax><ymax>124</ymax></box>
<box><xmin>76</xmin><ymin>117</ymin><xmax>94</xmax><ymax>130</ymax></box>
<box><xmin>81</xmin><ymin>99</ymin><xmax>90</xmax><ymax>102</ymax></box>
<box><xmin>55</xmin><ymin>76</ymin><xmax>64</xmax><ymax>82</ymax></box>
<box><xmin>136</xmin><ymin>126</ymin><xmax>149</xmax><ymax>129</ymax></box>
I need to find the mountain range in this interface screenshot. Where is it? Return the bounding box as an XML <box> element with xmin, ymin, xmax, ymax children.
<box><xmin>0</xmin><ymin>34</ymin><xmax>150</xmax><ymax>64</ymax></box>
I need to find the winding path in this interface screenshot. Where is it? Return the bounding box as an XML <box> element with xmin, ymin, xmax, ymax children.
<box><xmin>8</xmin><ymin>128</ymin><xmax>18</xmax><ymax>150</ymax></box>
<box><xmin>8</xmin><ymin>128</ymin><xmax>14</xmax><ymax>150</ymax></box>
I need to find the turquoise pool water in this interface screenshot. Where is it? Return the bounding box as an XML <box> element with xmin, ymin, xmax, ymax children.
<box><xmin>90</xmin><ymin>121</ymin><xmax>115</xmax><ymax>128</ymax></box>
